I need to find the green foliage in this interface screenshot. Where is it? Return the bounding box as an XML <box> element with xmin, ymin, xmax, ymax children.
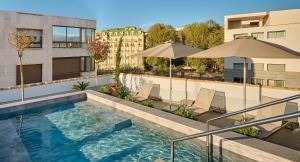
<box><xmin>72</xmin><ymin>81</ymin><xmax>89</xmax><ymax>91</ymax></box>
<box><xmin>234</xmin><ymin>127</ymin><xmax>260</xmax><ymax>138</ymax></box>
<box><xmin>145</xmin><ymin>23</ymin><xmax>177</xmax><ymax>70</ymax></box>
<box><xmin>234</xmin><ymin>116</ymin><xmax>260</xmax><ymax>138</ymax></box>
<box><xmin>97</xmin><ymin>85</ymin><xmax>112</xmax><ymax>94</ymax></box>
<box><xmin>120</xmin><ymin>64</ymin><xmax>144</xmax><ymax>74</ymax></box>
<box><xmin>182</xmin><ymin>22</ymin><xmax>209</xmax><ymax>49</ymax></box>
<box><xmin>182</xmin><ymin>21</ymin><xmax>224</xmax><ymax>73</ymax></box>
<box><xmin>175</xmin><ymin>108</ymin><xmax>195</xmax><ymax>120</ymax></box>
<box><xmin>146</xmin><ymin>23</ymin><xmax>177</xmax><ymax>48</ymax></box>
<box><xmin>142</xmin><ymin>100</ymin><xmax>154</xmax><ymax>108</ymax></box>
<box><xmin>116</xmin><ymin>88</ymin><xmax>129</xmax><ymax>99</ymax></box>
<box><xmin>125</xmin><ymin>93</ymin><xmax>138</xmax><ymax>102</ymax></box>
<box><xmin>114</xmin><ymin>37</ymin><xmax>123</xmax><ymax>84</ymax></box>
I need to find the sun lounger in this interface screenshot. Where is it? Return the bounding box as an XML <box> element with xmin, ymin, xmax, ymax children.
<box><xmin>184</xmin><ymin>88</ymin><xmax>218</xmax><ymax>115</ymax></box>
<box><xmin>254</xmin><ymin>96</ymin><xmax>289</xmax><ymax>139</ymax></box>
<box><xmin>134</xmin><ymin>83</ymin><xmax>154</xmax><ymax>102</ymax></box>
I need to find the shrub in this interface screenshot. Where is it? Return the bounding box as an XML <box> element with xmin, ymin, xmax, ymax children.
<box><xmin>97</xmin><ymin>85</ymin><xmax>112</xmax><ymax>94</ymax></box>
<box><xmin>73</xmin><ymin>81</ymin><xmax>89</xmax><ymax>91</ymax></box>
<box><xmin>175</xmin><ymin>108</ymin><xmax>195</xmax><ymax>120</ymax></box>
<box><xmin>234</xmin><ymin>127</ymin><xmax>260</xmax><ymax>138</ymax></box>
<box><xmin>120</xmin><ymin>64</ymin><xmax>144</xmax><ymax>74</ymax></box>
<box><xmin>234</xmin><ymin>116</ymin><xmax>260</xmax><ymax>138</ymax></box>
<box><xmin>125</xmin><ymin>93</ymin><xmax>137</xmax><ymax>102</ymax></box>
<box><xmin>142</xmin><ymin>100</ymin><xmax>154</xmax><ymax>108</ymax></box>
<box><xmin>116</xmin><ymin>88</ymin><xmax>129</xmax><ymax>99</ymax></box>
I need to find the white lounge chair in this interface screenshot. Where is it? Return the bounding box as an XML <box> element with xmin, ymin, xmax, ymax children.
<box><xmin>185</xmin><ymin>88</ymin><xmax>217</xmax><ymax>115</ymax></box>
<box><xmin>254</xmin><ymin>96</ymin><xmax>289</xmax><ymax>139</ymax></box>
<box><xmin>134</xmin><ymin>83</ymin><xmax>154</xmax><ymax>102</ymax></box>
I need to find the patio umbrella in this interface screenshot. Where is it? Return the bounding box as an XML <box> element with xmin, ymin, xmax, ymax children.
<box><xmin>188</xmin><ymin>36</ymin><xmax>300</xmax><ymax>115</ymax></box>
<box><xmin>132</xmin><ymin>41</ymin><xmax>202</xmax><ymax>109</ymax></box>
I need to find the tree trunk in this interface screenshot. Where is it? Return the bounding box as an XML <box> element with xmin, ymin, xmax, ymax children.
<box><xmin>18</xmin><ymin>56</ymin><xmax>25</xmax><ymax>102</ymax></box>
<box><xmin>95</xmin><ymin>61</ymin><xmax>98</xmax><ymax>87</ymax></box>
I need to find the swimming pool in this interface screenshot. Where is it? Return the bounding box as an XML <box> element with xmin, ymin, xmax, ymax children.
<box><xmin>0</xmin><ymin>99</ymin><xmax>251</xmax><ymax>162</ymax></box>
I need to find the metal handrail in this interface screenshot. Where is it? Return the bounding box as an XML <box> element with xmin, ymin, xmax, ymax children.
<box><xmin>170</xmin><ymin>93</ymin><xmax>300</xmax><ymax>162</ymax></box>
<box><xmin>171</xmin><ymin>111</ymin><xmax>300</xmax><ymax>162</ymax></box>
<box><xmin>205</xmin><ymin>93</ymin><xmax>300</xmax><ymax>161</ymax></box>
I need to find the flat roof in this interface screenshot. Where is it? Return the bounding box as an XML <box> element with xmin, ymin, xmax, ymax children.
<box><xmin>0</xmin><ymin>9</ymin><xmax>96</xmax><ymax>22</ymax></box>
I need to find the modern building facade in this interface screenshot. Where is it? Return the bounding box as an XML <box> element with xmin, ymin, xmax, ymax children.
<box><xmin>224</xmin><ymin>8</ymin><xmax>300</xmax><ymax>88</ymax></box>
<box><xmin>96</xmin><ymin>27</ymin><xmax>145</xmax><ymax>69</ymax></box>
<box><xmin>0</xmin><ymin>10</ymin><xmax>96</xmax><ymax>87</ymax></box>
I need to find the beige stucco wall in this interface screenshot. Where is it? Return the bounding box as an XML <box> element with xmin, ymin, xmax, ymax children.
<box><xmin>0</xmin><ymin>10</ymin><xmax>96</xmax><ymax>87</ymax></box>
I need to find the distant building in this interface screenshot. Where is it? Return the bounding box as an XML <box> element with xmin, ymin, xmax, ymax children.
<box><xmin>0</xmin><ymin>10</ymin><xmax>96</xmax><ymax>87</ymax></box>
<box><xmin>224</xmin><ymin>8</ymin><xmax>300</xmax><ymax>88</ymax></box>
<box><xmin>96</xmin><ymin>27</ymin><xmax>145</xmax><ymax>69</ymax></box>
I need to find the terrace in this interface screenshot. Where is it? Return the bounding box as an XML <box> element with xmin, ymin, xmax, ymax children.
<box><xmin>0</xmin><ymin>73</ymin><xmax>300</xmax><ymax>161</ymax></box>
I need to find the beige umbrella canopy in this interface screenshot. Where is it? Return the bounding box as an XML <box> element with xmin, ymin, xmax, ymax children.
<box><xmin>188</xmin><ymin>36</ymin><xmax>300</xmax><ymax>115</ymax></box>
<box><xmin>133</xmin><ymin>41</ymin><xmax>202</xmax><ymax>109</ymax></box>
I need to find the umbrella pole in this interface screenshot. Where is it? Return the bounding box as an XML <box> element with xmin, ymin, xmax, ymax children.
<box><xmin>169</xmin><ymin>58</ymin><xmax>172</xmax><ymax>110</ymax></box>
<box><xmin>243</xmin><ymin>57</ymin><xmax>247</xmax><ymax>120</ymax></box>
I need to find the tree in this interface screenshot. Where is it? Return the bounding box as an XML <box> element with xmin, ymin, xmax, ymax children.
<box><xmin>87</xmin><ymin>41</ymin><xmax>110</xmax><ymax>87</ymax></box>
<box><xmin>145</xmin><ymin>23</ymin><xmax>176</xmax><ymax>70</ymax></box>
<box><xmin>114</xmin><ymin>37</ymin><xmax>123</xmax><ymax>84</ymax></box>
<box><xmin>207</xmin><ymin>27</ymin><xmax>224</xmax><ymax>72</ymax></box>
<box><xmin>8</xmin><ymin>31</ymin><xmax>35</xmax><ymax>102</ymax></box>
<box><xmin>182</xmin><ymin>23</ymin><xmax>211</xmax><ymax>72</ymax></box>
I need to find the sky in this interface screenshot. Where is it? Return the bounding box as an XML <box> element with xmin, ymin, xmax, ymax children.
<box><xmin>1</xmin><ymin>0</ymin><xmax>300</xmax><ymax>31</ymax></box>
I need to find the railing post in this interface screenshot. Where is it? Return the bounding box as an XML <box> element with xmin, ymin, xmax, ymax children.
<box><xmin>171</xmin><ymin>141</ymin><xmax>175</xmax><ymax>162</ymax></box>
<box><xmin>206</xmin><ymin>121</ymin><xmax>210</xmax><ymax>161</ymax></box>
<box><xmin>209</xmin><ymin>134</ymin><xmax>214</xmax><ymax>162</ymax></box>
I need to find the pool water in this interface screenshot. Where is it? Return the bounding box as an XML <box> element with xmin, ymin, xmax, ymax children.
<box><xmin>0</xmin><ymin>100</ymin><xmax>242</xmax><ymax>162</ymax></box>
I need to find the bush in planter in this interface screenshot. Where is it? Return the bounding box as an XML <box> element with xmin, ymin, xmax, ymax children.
<box><xmin>233</xmin><ymin>116</ymin><xmax>260</xmax><ymax>138</ymax></box>
<box><xmin>142</xmin><ymin>100</ymin><xmax>154</xmax><ymax>108</ymax></box>
<box><xmin>175</xmin><ymin>108</ymin><xmax>195</xmax><ymax>120</ymax></box>
<box><xmin>125</xmin><ymin>93</ymin><xmax>138</xmax><ymax>102</ymax></box>
<box><xmin>97</xmin><ymin>85</ymin><xmax>112</xmax><ymax>95</ymax></box>
<box><xmin>73</xmin><ymin>81</ymin><xmax>89</xmax><ymax>91</ymax></box>
<box><xmin>120</xmin><ymin>64</ymin><xmax>144</xmax><ymax>74</ymax></box>
<box><xmin>116</xmin><ymin>88</ymin><xmax>129</xmax><ymax>99</ymax></box>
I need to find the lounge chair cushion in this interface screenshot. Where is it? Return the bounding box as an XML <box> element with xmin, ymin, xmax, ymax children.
<box><xmin>135</xmin><ymin>83</ymin><xmax>153</xmax><ymax>101</ymax></box>
<box><xmin>257</xmin><ymin>96</ymin><xmax>287</xmax><ymax>126</ymax></box>
<box><xmin>193</xmin><ymin>88</ymin><xmax>216</xmax><ymax>111</ymax></box>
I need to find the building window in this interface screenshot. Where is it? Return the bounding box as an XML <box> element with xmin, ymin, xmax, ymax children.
<box><xmin>267</xmin><ymin>31</ymin><xmax>286</xmax><ymax>39</ymax></box>
<box><xmin>233</xmin><ymin>33</ymin><xmax>248</xmax><ymax>39</ymax></box>
<box><xmin>249</xmin><ymin>21</ymin><xmax>259</xmax><ymax>27</ymax></box>
<box><xmin>80</xmin><ymin>57</ymin><xmax>95</xmax><ymax>72</ymax></box>
<box><xmin>251</xmin><ymin>63</ymin><xmax>264</xmax><ymax>71</ymax></box>
<box><xmin>268</xmin><ymin>80</ymin><xmax>285</xmax><ymax>88</ymax></box>
<box><xmin>53</xmin><ymin>26</ymin><xmax>95</xmax><ymax>48</ymax></box>
<box><xmin>17</xmin><ymin>29</ymin><xmax>43</xmax><ymax>48</ymax></box>
<box><xmin>251</xmin><ymin>32</ymin><xmax>264</xmax><ymax>39</ymax></box>
<box><xmin>252</xmin><ymin>78</ymin><xmax>264</xmax><ymax>86</ymax></box>
<box><xmin>233</xmin><ymin>63</ymin><xmax>248</xmax><ymax>70</ymax></box>
<box><xmin>233</xmin><ymin>77</ymin><xmax>243</xmax><ymax>83</ymax></box>
<box><xmin>267</xmin><ymin>64</ymin><xmax>285</xmax><ymax>72</ymax></box>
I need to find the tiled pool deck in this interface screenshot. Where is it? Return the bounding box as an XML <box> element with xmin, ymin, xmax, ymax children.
<box><xmin>0</xmin><ymin>90</ymin><xmax>299</xmax><ymax>162</ymax></box>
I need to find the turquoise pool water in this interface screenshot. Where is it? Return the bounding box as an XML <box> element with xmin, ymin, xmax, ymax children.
<box><xmin>0</xmin><ymin>100</ymin><xmax>249</xmax><ymax>162</ymax></box>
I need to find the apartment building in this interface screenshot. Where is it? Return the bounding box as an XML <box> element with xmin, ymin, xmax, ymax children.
<box><xmin>96</xmin><ymin>27</ymin><xmax>145</xmax><ymax>69</ymax></box>
<box><xmin>224</xmin><ymin>8</ymin><xmax>300</xmax><ymax>88</ymax></box>
<box><xmin>0</xmin><ymin>10</ymin><xmax>96</xmax><ymax>87</ymax></box>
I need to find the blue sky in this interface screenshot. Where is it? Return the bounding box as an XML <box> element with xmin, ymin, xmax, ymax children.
<box><xmin>1</xmin><ymin>0</ymin><xmax>300</xmax><ymax>31</ymax></box>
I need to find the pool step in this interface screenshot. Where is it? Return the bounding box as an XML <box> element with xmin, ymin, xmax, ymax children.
<box><xmin>154</xmin><ymin>159</ymin><xmax>166</xmax><ymax>162</ymax></box>
<box><xmin>113</xmin><ymin>119</ymin><xmax>132</xmax><ymax>131</ymax></box>
<box><xmin>0</xmin><ymin>119</ymin><xmax>32</xmax><ymax>162</ymax></box>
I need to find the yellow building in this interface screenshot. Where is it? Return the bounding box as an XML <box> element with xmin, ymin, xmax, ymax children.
<box><xmin>96</xmin><ymin>27</ymin><xmax>145</xmax><ymax>69</ymax></box>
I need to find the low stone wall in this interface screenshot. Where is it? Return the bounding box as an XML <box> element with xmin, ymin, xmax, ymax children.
<box><xmin>120</xmin><ymin>73</ymin><xmax>300</xmax><ymax>118</ymax></box>
<box><xmin>0</xmin><ymin>75</ymin><xmax>112</xmax><ymax>104</ymax></box>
